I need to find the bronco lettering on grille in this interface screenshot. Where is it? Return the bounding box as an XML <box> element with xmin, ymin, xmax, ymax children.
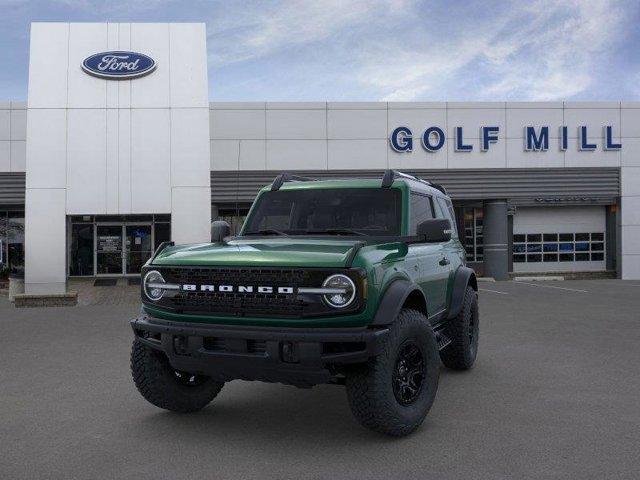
<box><xmin>181</xmin><ymin>284</ymin><xmax>295</xmax><ymax>294</ymax></box>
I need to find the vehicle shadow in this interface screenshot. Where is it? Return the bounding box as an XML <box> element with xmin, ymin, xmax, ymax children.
<box><xmin>132</xmin><ymin>383</ymin><xmax>390</xmax><ymax>445</ymax></box>
<box><xmin>129</xmin><ymin>369</ymin><xmax>463</xmax><ymax>446</ymax></box>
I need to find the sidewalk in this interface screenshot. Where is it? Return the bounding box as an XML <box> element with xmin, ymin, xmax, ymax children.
<box><xmin>68</xmin><ymin>278</ymin><xmax>140</xmax><ymax>307</ymax></box>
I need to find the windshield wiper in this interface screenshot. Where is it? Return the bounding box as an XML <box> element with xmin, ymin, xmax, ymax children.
<box><xmin>243</xmin><ymin>229</ymin><xmax>289</xmax><ymax>236</ymax></box>
<box><xmin>305</xmin><ymin>228</ymin><xmax>366</xmax><ymax>236</ymax></box>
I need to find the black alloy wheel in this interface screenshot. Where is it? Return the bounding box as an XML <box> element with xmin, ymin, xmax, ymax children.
<box><xmin>392</xmin><ymin>340</ymin><xmax>425</xmax><ymax>406</ymax></box>
<box><xmin>345</xmin><ymin>308</ymin><xmax>440</xmax><ymax>436</ymax></box>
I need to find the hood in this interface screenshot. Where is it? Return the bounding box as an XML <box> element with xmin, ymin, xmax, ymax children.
<box><xmin>152</xmin><ymin>237</ymin><xmax>365</xmax><ymax>268</ymax></box>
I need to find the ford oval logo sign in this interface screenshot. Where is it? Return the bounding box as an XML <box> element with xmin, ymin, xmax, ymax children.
<box><xmin>82</xmin><ymin>51</ymin><xmax>156</xmax><ymax>80</ymax></box>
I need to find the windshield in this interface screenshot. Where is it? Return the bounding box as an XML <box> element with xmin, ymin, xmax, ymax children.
<box><xmin>243</xmin><ymin>188</ymin><xmax>402</xmax><ymax>236</ymax></box>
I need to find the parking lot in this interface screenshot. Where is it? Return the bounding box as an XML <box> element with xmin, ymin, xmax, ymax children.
<box><xmin>1</xmin><ymin>279</ymin><xmax>640</xmax><ymax>480</ymax></box>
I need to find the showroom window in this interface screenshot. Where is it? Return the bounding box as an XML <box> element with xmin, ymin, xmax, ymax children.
<box><xmin>0</xmin><ymin>212</ymin><xmax>6</xmax><ymax>275</ymax></box>
<box><xmin>0</xmin><ymin>211</ymin><xmax>25</xmax><ymax>276</ymax></box>
<box><xmin>68</xmin><ymin>214</ymin><xmax>171</xmax><ymax>277</ymax></box>
<box><xmin>462</xmin><ymin>208</ymin><xmax>483</xmax><ymax>262</ymax></box>
<box><xmin>513</xmin><ymin>233</ymin><xmax>605</xmax><ymax>263</ymax></box>
<box><xmin>69</xmin><ymin>223</ymin><xmax>94</xmax><ymax>276</ymax></box>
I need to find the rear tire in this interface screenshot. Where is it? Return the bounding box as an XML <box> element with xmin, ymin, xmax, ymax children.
<box><xmin>345</xmin><ymin>309</ymin><xmax>439</xmax><ymax>437</ymax></box>
<box><xmin>131</xmin><ymin>339</ymin><xmax>224</xmax><ymax>413</ymax></box>
<box><xmin>439</xmin><ymin>286</ymin><xmax>479</xmax><ymax>370</ymax></box>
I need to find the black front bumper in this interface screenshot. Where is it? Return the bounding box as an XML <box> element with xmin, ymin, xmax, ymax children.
<box><xmin>131</xmin><ymin>315</ymin><xmax>389</xmax><ymax>387</ymax></box>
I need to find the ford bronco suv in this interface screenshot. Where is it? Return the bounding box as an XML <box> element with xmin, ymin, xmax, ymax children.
<box><xmin>130</xmin><ymin>170</ymin><xmax>479</xmax><ymax>436</ymax></box>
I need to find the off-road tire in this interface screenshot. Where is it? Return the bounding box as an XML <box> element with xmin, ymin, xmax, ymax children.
<box><xmin>439</xmin><ymin>286</ymin><xmax>479</xmax><ymax>370</ymax></box>
<box><xmin>131</xmin><ymin>340</ymin><xmax>224</xmax><ymax>413</ymax></box>
<box><xmin>345</xmin><ymin>309</ymin><xmax>440</xmax><ymax>437</ymax></box>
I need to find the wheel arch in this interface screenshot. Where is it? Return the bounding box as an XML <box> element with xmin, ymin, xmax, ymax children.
<box><xmin>447</xmin><ymin>266</ymin><xmax>477</xmax><ymax>320</ymax></box>
<box><xmin>371</xmin><ymin>279</ymin><xmax>428</xmax><ymax>326</ymax></box>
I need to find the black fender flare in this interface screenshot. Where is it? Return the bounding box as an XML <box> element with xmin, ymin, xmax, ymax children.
<box><xmin>447</xmin><ymin>266</ymin><xmax>478</xmax><ymax>320</ymax></box>
<box><xmin>371</xmin><ymin>279</ymin><xmax>427</xmax><ymax>326</ymax></box>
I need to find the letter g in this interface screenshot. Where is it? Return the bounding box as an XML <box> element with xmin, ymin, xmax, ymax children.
<box><xmin>390</xmin><ymin>126</ymin><xmax>413</xmax><ymax>152</ymax></box>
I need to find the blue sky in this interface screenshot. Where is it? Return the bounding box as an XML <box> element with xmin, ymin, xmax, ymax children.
<box><xmin>1</xmin><ymin>0</ymin><xmax>639</xmax><ymax>101</ymax></box>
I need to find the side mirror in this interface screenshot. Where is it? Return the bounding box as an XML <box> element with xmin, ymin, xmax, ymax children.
<box><xmin>211</xmin><ymin>220</ymin><xmax>231</xmax><ymax>243</ymax></box>
<box><xmin>417</xmin><ymin>218</ymin><xmax>452</xmax><ymax>243</ymax></box>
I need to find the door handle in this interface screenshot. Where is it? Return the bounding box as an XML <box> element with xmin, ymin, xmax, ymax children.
<box><xmin>439</xmin><ymin>257</ymin><xmax>450</xmax><ymax>266</ymax></box>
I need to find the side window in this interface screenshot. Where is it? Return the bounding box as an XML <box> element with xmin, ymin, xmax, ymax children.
<box><xmin>409</xmin><ymin>192</ymin><xmax>434</xmax><ymax>234</ymax></box>
<box><xmin>436</xmin><ymin>197</ymin><xmax>458</xmax><ymax>238</ymax></box>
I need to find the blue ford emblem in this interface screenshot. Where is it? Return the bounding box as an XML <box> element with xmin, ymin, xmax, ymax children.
<box><xmin>82</xmin><ymin>51</ymin><xmax>156</xmax><ymax>80</ymax></box>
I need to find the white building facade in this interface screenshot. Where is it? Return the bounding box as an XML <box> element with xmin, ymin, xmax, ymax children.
<box><xmin>0</xmin><ymin>22</ymin><xmax>639</xmax><ymax>294</ymax></box>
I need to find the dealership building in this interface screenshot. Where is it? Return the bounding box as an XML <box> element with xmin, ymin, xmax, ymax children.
<box><xmin>1</xmin><ymin>22</ymin><xmax>640</xmax><ymax>296</ymax></box>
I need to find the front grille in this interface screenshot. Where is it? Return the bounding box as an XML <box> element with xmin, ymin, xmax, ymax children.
<box><xmin>172</xmin><ymin>290</ymin><xmax>306</xmax><ymax>317</ymax></box>
<box><xmin>163</xmin><ymin>267</ymin><xmax>309</xmax><ymax>286</ymax></box>
<box><xmin>150</xmin><ymin>267</ymin><xmax>361</xmax><ymax>318</ymax></box>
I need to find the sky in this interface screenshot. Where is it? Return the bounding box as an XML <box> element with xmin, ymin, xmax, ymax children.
<box><xmin>0</xmin><ymin>0</ymin><xmax>639</xmax><ymax>102</ymax></box>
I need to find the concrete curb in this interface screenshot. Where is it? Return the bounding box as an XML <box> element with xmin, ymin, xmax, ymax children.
<box><xmin>514</xmin><ymin>276</ymin><xmax>565</xmax><ymax>282</ymax></box>
<box><xmin>14</xmin><ymin>292</ymin><xmax>78</xmax><ymax>308</ymax></box>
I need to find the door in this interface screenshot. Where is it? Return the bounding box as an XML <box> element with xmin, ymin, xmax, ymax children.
<box><xmin>95</xmin><ymin>223</ymin><xmax>154</xmax><ymax>276</ymax></box>
<box><xmin>96</xmin><ymin>225</ymin><xmax>123</xmax><ymax>275</ymax></box>
<box><xmin>408</xmin><ymin>192</ymin><xmax>449</xmax><ymax>316</ymax></box>
<box><xmin>125</xmin><ymin>225</ymin><xmax>153</xmax><ymax>274</ymax></box>
<box><xmin>409</xmin><ymin>243</ymin><xmax>449</xmax><ymax>315</ymax></box>
<box><xmin>435</xmin><ymin>197</ymin><xmax>463</xmax><ymax>304</ymax></box>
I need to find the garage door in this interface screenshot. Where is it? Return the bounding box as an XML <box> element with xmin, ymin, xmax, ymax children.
<box><xmin>513</xmin><ymin>206</ymin><xmax>606</xmax><ymax>273</ymax></box>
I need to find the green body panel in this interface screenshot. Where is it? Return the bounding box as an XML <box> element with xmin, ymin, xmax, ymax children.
<box><xmin>153</xmin><ymin>238</ymin><xmax>360</xmax><ymax>268</ymax></box>
<box><xmin>143</xmin><ymin>178</ymin><xmax>466</xmax><ymax>328</ymax></box>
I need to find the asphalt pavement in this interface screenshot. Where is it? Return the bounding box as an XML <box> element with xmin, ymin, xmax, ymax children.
<box><xmin>1</xmin><ymin>279</ymin><xmax>639</xmax><ymax>480</ymax></box>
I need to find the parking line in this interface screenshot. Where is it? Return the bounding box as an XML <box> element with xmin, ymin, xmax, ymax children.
<box><xmin>514</xmin><ymin>281</ymin><xmax>588</xmax><ymax>293</ymax></box>
<box><xmin>479</xmin><ymin>288</ymin><xmax>509</xmax><ymax>295</ymax></box>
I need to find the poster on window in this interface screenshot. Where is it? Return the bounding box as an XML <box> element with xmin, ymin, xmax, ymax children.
<box><xmin>98</xmin><ymin>236</ymin><xmax>121</xmax><ymax>252</ymax></box>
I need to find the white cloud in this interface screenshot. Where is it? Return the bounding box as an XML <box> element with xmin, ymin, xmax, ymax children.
<box><xmin>10</xmin><ymin>0</ymin><xmax>628</xmax><ymax>101</ymax></box>
<box><xmin>208</xmin><ymin>0</ymin><xmax>413</xmax><ymax>66</ymax></box>
<box><xmin>356</xmin><ymin>0</ymin><xmax>627</xmax><ymax>101</ymax></box>
<box><xmin>28</xmin><ymin>0</ymin><xmax>174</xmax><ymax>11</ymax></box>
<box><xmin>480</xmin><ymin>0</ymin><xmax>625</xmax><ymax>100</ymax></box>
<box><xmin>208</xmin><ymin>0</ymin><xmax>630</xmax><ymax>101</ymax></box>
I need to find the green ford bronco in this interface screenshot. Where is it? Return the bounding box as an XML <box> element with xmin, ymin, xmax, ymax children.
<box><xmin>130</xmin><ymin>170</ymin><xmax>479</xmax><ymax>436</ymax></box>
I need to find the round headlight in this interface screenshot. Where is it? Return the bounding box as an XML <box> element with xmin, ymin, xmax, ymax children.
<box><xmin>143</xmin><ymin>270</ymin><xmax>165</xmax><ymax>301</ymax></box>
<box><xmin>322</xmin><ymin>274</ymin><xmax>356</xmax><ymax>308</ymax></box>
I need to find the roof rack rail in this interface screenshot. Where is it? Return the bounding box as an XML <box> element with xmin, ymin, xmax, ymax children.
<box><xmin>429</xmin><ymin>182</ymin><xmax>447</xmax><ymax>195</ymax></box>
<box><xmin>381</xmin><ymin>169</ymin><xmax>447</xmax><ymax>195</ymax></box>
<box><xmin>271</xmin><ymin>172</ymin><xmax>316</xmax><ymax>191</ymax></box>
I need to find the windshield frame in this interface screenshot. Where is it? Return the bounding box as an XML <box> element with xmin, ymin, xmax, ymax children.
<box><xmin>239</xmin><ymin>184</ymin><xmax>408</xmax><ymax>238</ymax></box>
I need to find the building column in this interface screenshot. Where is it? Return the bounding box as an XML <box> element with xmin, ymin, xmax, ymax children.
<box><xmin>621</xmin><ymin>166</ymin><xmax>640</xmax><ymax>279</ymax></box>
<box><xmin>483</xmin><ymin>200</ymin><xmax>509</xmax><ymax>280</ymax></box>
<box><xmin>24</xmin><ymin>188</ymin><xmax>67</xmax><ymax>294</ymax></box>
<box><xmin>211</xmin><ymin>204</ymin><xmax>219</xmax><ymax>222</ymax></box>
<box><xmin>171</xmin><ymin>187</ymin><xmax>211</xmax><ymax>245</ymax></box>
<box><xmin>606</xmin><ymin>205</ymin><xmax>617</xmax><ymax>273</ymax></box>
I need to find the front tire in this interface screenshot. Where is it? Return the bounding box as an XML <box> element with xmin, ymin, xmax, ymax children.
<box><xmin>345</xmin><ymin>309</ymin><xmax>440</xmax><ymax>437</ymax></box>
<box><xmin>439</xmin><ymin>285</ymin><xmax>479</xmax><ymax>370</ymax></box>
<box><xmin>131</xmin><ymin>340</ymin><xmax>224</xmax><ymax>413</ymax></box>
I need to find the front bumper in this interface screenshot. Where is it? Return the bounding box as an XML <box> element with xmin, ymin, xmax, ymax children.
<box><xmin>131</xmin><ymin>315</ymin><xmax>389</xmax><ymax>387</ymax></box>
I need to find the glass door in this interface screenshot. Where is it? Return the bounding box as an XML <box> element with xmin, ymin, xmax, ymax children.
<box><xmin>125</xmin><ymin>225</ymin><xmax>153</xmax><ymax>274</ymax></box>
<box><xmin>96</xmin><ymin>225</ymin><xmax>123</xmax><ymax>275</ymax></box>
